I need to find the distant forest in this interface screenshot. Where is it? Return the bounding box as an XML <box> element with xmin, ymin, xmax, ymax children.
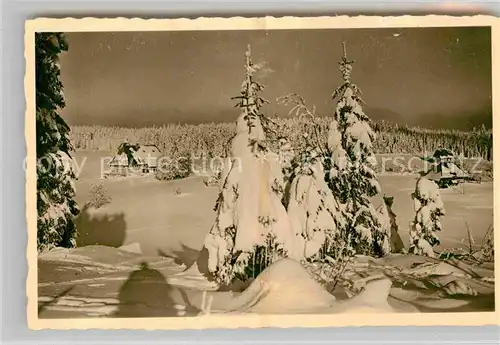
<box><xmin>70</xmin><ymin>118</ymin><xmax>493</xmax><ymax>160</ymax></box>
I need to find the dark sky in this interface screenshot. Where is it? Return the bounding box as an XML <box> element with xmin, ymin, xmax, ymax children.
<box><xmin>59</xmin><ymin>27</ymin><xmax>492</xmax><ymax>130</ymax></box>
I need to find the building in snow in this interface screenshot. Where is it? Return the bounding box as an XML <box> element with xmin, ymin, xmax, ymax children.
<box><xmin>422</xmin><ymin>149</ymin><xmax>470</xmax><ymax>188</ymax></box>
<box><xmin>108</xmin><ymin>143</ymin><xmax>161</xmax><ymax>176</ymax></box>
<box><xmin>135</xmin><ymin>144</ymin><xmax>161</xmax><ymax>170</ymax></box>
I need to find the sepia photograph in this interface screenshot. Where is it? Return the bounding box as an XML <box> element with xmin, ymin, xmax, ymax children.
<box><xmin>26</xmin><ymin>16</ymin><xmax>498</xmax><ymax>329</ymax></box>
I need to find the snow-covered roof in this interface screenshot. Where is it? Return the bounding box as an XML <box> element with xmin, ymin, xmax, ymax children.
<box><xmin>135</xmin><ymin>145</ymin><xmax>161</xmax><ymax>157</ymax></box>
<box><xmin>109</xmin><ymin>143</ymin><xmax>161</xmax><ymax>167</ymax></box>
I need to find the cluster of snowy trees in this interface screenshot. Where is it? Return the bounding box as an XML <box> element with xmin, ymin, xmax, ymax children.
<box><xmin>203</xmin><ymin>43</ymin><xmax>446</xmax><ymax>286</ymax></box>
<box><xmin>203</xmin><ymin>44</ymin><xmax>376</xmax><ymax>286</ymax></box>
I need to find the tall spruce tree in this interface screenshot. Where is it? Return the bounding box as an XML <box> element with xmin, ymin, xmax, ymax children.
<box><xmin>203</xmin><ymin>45</ymin><xmax>299</xmax><ymax>286</ymax></box>
<box><xmin>326</xmin><ymin>43</ymin><xmax>390</xmax><ymax>257</ymax></box>
<box><xmin>36</xmin><ymin>33</ymin><xmax>79</xmax><ymax>252</ymax></box>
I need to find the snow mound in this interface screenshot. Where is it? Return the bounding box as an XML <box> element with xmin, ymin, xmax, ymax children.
<box><xmin>216</xmin><ymin>258</ymin><xmax>394</xmax><ymax>314</ymax></box>
<box><xmin>234</xmin><ymin>258</ymin><xmax>336</xmax><ymax>314</ymax></box>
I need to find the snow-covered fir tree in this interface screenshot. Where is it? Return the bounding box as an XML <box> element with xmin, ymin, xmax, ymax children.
<box><xmin>276</xmin><ymin>94</ymin><xmax>346</xmax><ymax>261</ymax></box>
<box><xmin>203</xmin><ymin>45</ymin><xmax>300</xmax><ymax>287</ymax></box>
<box><xmin>409</xmin><ymin>177</ymin><xmax>445</xmax><ymax>257</ymax></box>
<box><xmin>287</xmin><ymin>146</ymin><xmax>347</xmax><ymax>261</ymax></box>
<box><xmin>36</xmin><ymin>33</ymin><xmax>79</xmax><ymax>252</ymax></box>
<box><xmin>326</xmin><ymin>42</ymin><xmax>390</xmax><ymax>257</ymax></box>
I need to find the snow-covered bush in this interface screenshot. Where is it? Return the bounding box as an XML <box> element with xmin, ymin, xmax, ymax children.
<box><xmin>409</xmin><ymin>177</ymin><xmax>445</xmax><ymax>257</ymax></box>
<box><xmin>36</xmin><ymin>33</ymin><xmax>79</xmax><ymax>252</ymax></box>
<box><xmin>87</xmin><ymin>180</ymin><xmax>111</xmax><ymax>209</ymax></box>
<box><xmin>325</xmin><ymin>43</ymin><xmax>389</xmax><ymax>257</ymax></box>
<box><xmin>202</xmin><ymin>156</ymin><xmax>228</xmax><ymax>187</ymax></box>
<box><xmin>203</xmin><ymin>45</ymin><xmax>300</xmax><ymax>287</ymax></box>
<box><xmin>203</xmin><ymin>172</ymin><xmax>222</xmax><ymax>188</ymax></box>
<box><xmin>155</xmin><ymin>151</ymin><xmax>192</xmax><ymax>181</ymax></box>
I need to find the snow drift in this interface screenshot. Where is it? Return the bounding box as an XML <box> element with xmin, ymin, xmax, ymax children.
<box><xmin>202</xmin><ymin>258</ymin><xmax>395</xmax><ymax>314</ymax></box>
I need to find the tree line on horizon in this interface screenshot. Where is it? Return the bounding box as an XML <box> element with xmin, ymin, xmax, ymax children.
<box><xmin>69</xmin><ymin>118</ymin><xmax>493</xmax><ymax>160</ymax></box>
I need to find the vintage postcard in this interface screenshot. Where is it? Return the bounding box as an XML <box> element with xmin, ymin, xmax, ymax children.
<box><xmin>26</xmin><ymin>15</ymin><xmax>499</xmax><ymax>330</ymax></box>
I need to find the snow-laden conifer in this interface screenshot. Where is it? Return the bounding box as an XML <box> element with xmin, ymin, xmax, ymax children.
<box><xmin>409</xmin><ymin>177</ymin><xmax>445</xmax><ymax>257</ymax></box>
<box><xmin>277</xmin><ymin>94</ymin><xmax>346</xmax><ymax>260</ymax></box>
<box><xmin>326</xmin><ymin>43</ymin><xmax>389</xmax><ymax>257</ymax></box>
<box><xmin>36</xmin><ymin>33</ymin><xmax>79</xmax><ymax>252</ymax></box>
<box><xmin>204</xmin><ymin>45</ymin><xmax>300</xmax><ymax>286</ymax></box>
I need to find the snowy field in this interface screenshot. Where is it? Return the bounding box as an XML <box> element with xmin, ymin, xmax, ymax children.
<box><xmin>70</xmin><ymin>150</ymin><xmax>493</xmax><ymax>259</ymax></box>
<box><xmin>36</xmin><ymin>149</ymin><xmax>494</xmax><ymax>318</ymax></box>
